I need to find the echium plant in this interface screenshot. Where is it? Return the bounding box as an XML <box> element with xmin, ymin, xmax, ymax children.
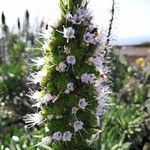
<box><xmin>24</xmin><ymin>0</ymin><xmax>111</xmax><ymax>149</ymax></box>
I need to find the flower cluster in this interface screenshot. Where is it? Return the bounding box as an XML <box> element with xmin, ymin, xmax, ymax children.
<box><xmin>67</xmin><ymin>7</ymin><xmax>92</xmax><ymax>25</ymax></box>
<box><xmin>24</xmin><ymin>2</ymin><xmax>111</xmax><ymax>148</ymax></box>
<box><xmin>81</xmin><ymin>73</ymin><xmax>96</xmax><ymax>84</ymax></box>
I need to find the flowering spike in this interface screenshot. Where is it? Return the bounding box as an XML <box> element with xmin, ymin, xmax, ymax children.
<box><xmin>24</xmin><ymin>0</ymin><xmax>112</xmax><ymax>149</ymax></box>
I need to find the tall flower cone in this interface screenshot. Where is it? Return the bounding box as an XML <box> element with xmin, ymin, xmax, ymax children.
<box><xmin>24</xmin><ymin>0</ymin><xmax>111</xmax><ymax>149</ymax></box>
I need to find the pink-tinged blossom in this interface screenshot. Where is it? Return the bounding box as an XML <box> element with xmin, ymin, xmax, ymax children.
<box><xmin>52</xmin><ymin>132</ymin><xmax>62</xmax><ymax>141</ymax></box>
<box><xmin>63</xmin><ymin>27</ymin><xmax>75</xmax><ymax>43</ymax></box>
<box><xmin>74</xmin><ymin>121</ymin><xmax>84</xmax><ymax>132</ymax></box>
<box><xmin>81</xmin><ymin>73</ymin><xmax>96</xmax><ymax>84</ymax></box>
<box><xmin>62</xmin><ymin>131</ymin><xmax>72</xmax><ymax>142</ymax></box>
<box><xmin>23</xmin><ymin>113</ymin><xmax>43</xmax><ymax>128</ymax></box>
<box><xmin>79</xmin><ymin>98</ymin><xmax>88</xmax><ymax>110</ymax></box>
<box><xmin>67</xmin><ymin>55</ymin><xmax>76</xmax><ymax>65</ymax></box>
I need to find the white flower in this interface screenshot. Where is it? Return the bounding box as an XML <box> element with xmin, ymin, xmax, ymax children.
<box><xmin>81</xmin><ymin>73</ymin><xmax>96</xmax><ymax>84</ymax></box>
<box><xmin>30</xmin><ymin>91</ymin><xmax>52</xmax><ymax>107</ymax></box>
<box><xmin>64</xmin><ymin>45</ymin><xmax>71</xmax><ymax>54</ymax></box>
<box><xmin>23</xmin><ymin>113</ymin><xmax>43</xmax><ymax>128</ymax></box>
<box><xmin>84</xmin><ymin>32</ymin><xmax>96</xmax><ymax>45</ymax></box>
<box><xmin>79</xmin><ymin>98</ymin><xmax>88</xmax><ymax>110</ymax></box>
<box><xmin>71</xmin><ymin>107</ymin><xmax>78</xmax><ymax>114</ymax></box>
<box><xmin>12</xmin><ymin>136</ymin><xmax>19</xmax><ymax>142</ymax></box>
<box><xmin>41</xmin><ymin>136</ymin><xmax>52</xmax><ymax>146</ymax></box>
<box><xmin>52</xmin><ymin>131</ymin><xmax>62</xmax><ymax>141</ymax></box>
<box><xmin>67</xmin><ymin>55</ymin><xmax>76</xmax><ymax>65</ymax></box>
<box><xmin>67</xmin><ymin>82</ymin><xmax>74</xmax><ymax>91</ymax></box>
<box><xmin>56</xmin><ymin>62</ymin><xmax>67</xmax><ymax>72</ymax></box>
<box><xmin>95</xmin><ymin>83</ymin><xmax>111</xmax><ymax>115</ymax></box>
<box><xmin>29</xmin><ymin>90</ymin><xmax>42</xmax><ymax>100</ymax></box>
<box><xmin>63</xmin><ymin>27</ymin><xmax>75</xmax><ymax>43</ymax></box>
<box><xmin>29</xmin><ymin>70</ymin><xmax>47</xmax><ymax>84</ymax></box>
<box><xmin>66</xmin><ymin>11</ymin><xmax>72</xmax><ymax>21</ymax></box>
<box><xmin>74</xmin><ymin>121</ymin><xmax>84</xmax><ymax>132</ymax></box>
<box><xmin>31</xmin><ymin>57</ymin><xmax>45</xmax><ymax>68</ymax></box>
<box><xmin>62</xmin><ymin>131</ymin><xmax>72</xmax><ymax>142</ymax></box>
<box><xmin>64</xmin><ymin>89</ymin><xmax>70</xmax><ymax>94</ymax></box>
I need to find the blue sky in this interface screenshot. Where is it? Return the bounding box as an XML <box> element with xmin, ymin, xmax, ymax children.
<box><xmin>0</xmin><ymin>0</ymin><xmax>150</xmax><ymax>45</ymax></box>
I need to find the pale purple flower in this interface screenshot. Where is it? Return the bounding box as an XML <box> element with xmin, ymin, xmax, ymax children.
<box><xmin>62</xmin><ymin>131</ymin><xmax>72</xmax><ymax>142</ymax></box>
<box><xmin>79</xmin><ymin>98</ymin><xmax>88</xmax><ymax>110</ymax></box>
<box><xmin>23</xmin><ymin>113</ymin><xmax>43</xmax><ymax>128</ymax></box>
<box><xmin>52</xmin><ymin>132</ymin><xmax>62</xmax><ymax>141</ymax></box>
<box><xmin>76</xmin><ymin>8</ymin><xmax>92</xmax><ymax>24</ymax></box>
<box><xmin>84</xmin><ymin>32</ymin><xmax>96</xmax><ymax>45</ymax></box>
<box><xmin>74</xmin><ymin>121</ymin><xmax>84</xmax><ymax>132</ymax></box>
<box><xmin>81</xmin><ymin>73</ymin><xmax>96</xmax><ymax>84</ymax></box>
<box><xmin>67</xmin><ymin>82</ymin><xmax>74</xmax><ymax>91</ymax></box>
<box><xmin>67</xmin><ymin>55</ymin><xmax>76</xmax><ymax>65</ymax></box>
<box><xmin>63</xmin><ymin>27</ymin><xmax>75</xmax><ymax>43</ymax></box>
<box><xmin>89</xmin><ymin>57</ymin><xmax>103</xmax><ymax>67</ymax></box>
<box><xmin>71</xmin><ymin>14</ymin><xmax>83</xmax><ymax>24</ymax></box>
<box><xmin>56</xmin><ymin>62</ymin><xmax>67</xmax><ymax>72</ymax></box>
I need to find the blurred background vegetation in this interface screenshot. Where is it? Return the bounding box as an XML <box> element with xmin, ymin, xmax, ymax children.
<box><xmin>0</xmin><ymin>6</ymin><xmax>150</xmax><ymax>150</ymax></box>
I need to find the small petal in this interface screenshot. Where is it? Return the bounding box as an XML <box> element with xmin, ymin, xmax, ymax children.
<box><xmin>67</xmin><ymin>82</ymin><xmax>74</xmax><ymax>91</ymax></box>
<box><xmin>74</xmin><ymin>121</ymin><xmax>84</xmax><ymax>132</ymax></box>
<box><xmin>41</xmin><ymin>136</ymin><xmax>52</xmax><ymax>146</ymax></box>
<box><xmin>62</xmin><ymin>131</ymin><xmax>72</xmax><ymax>142</ymax></box>
<box><xmin>67</xmin><ymin>55</ymin><xmax>76</xmax><ymax>65</ymax></box>
<box><xmin>79</xmin><ymin>98</ymin><xmax>88</xmax><ymax>110</ymax></box>
<box><xmin>23</xmin><ymin>113</ymin><xmax>43</xmax><ymax>128</ymax></box>
<box><xmin>52</xmin><ymin>132</ymin><xmax>62</xmax><ymax>141</ymax></box>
